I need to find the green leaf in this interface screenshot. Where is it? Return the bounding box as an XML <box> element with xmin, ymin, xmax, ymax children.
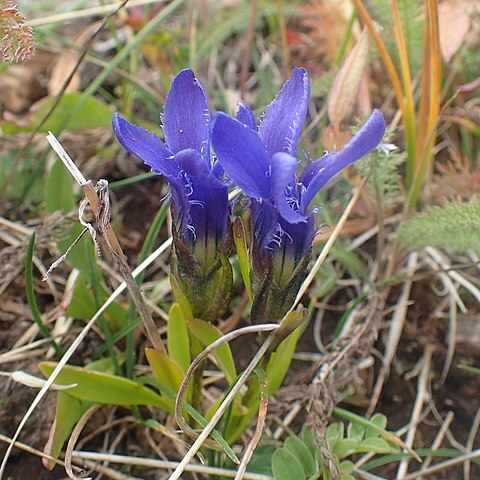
<box><xmin>333</xmin><ymin>407</ymin><xmax>400</xmax><ymax>453</ymax></box>
<box><xmin>25</xmin><ymin>233</ymin><xmax>62</xmax><ymax>355</ymax></box>
<box><xmin>265</xmin><ymin>326</ymin><xmax>301</xmax><ymax>395</ymax></box>
<box><xmin>247</xmin><ymin>443</ymin><xmax>276</xmax><ymax>475</ymax></box>
<box><xmin>139</xmin><ymin>377</ymin><xmax>239</xmax><ymax>464</ymax></box>
<box><xmin>333</xmin><ymin>438</ymin><xmax>358</xmax><ymax>459</ymax></box>
<box><xmin>366</xmin><ymin>413</ymin><xmax>388</xmax><ymax>437</ymax></box>
<box><xmin>327</xmin><ymin>422</ymin><xmax>344</xmax><ymax>442</ymax></box>
<box><xmin>145</xmin><ymin>347</ymin><xmax>189</xmax><ymax>410</ymax></box>
<box><xmin>302</xmin><ymin>427</ymin><xmax>317</xmax><ymax>458</ymax></box>
<box><xmin>339</xmin><ymin>460</ymin><xmax>355</xmax><ymax>480</ymax></box>
<box><xmin>187</xmin><ymin>318</ymin><xmax>236</xmax><ymax>385</ymax></box>
<box><xmin>39</xmin><ymin>362</ymin><xmax>169</xmax><ymax>410</ymax></box>
<box><xmin>43</xmin><ymin>392</ymin><xmax>92</xmax><ymax>470</ymax></box>
<box><xmin>459</xmin><ymin>364</ymin><xmax>480</xmax><ymax>376</ymax></box>
<box><xmin>357</xmin><ymin>437</ymin><xmax>393</xmax><ymax>454</ymax></box>
<box><xmin>167</xmin><ymin>304</ymin><xmax>190</xmax><ymax>373</ymax></box>
<box><xmin>284</xmin><ymin>436</ymin><xmax>316</xmax><ymax>477</ymax></box>
<box><xmin>347</xmin><ymin>421</ymin><xmax>365</xmax><ymax>442</ymax></box>
<box><xmin>272</xmin><ymin>448</ymin><xmax>306</xmax><ymax>480</ymax></box>
<box><xmin>170</xmin><ymin>273</ymin><xmax>193</xmax><ymax>319</ymax></box>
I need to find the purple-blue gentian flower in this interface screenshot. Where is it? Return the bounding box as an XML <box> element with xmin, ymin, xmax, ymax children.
<box><xmin>112</xmin><ymin>69</ymin><xmax>232</xmax><ymax>319</ymax></box>
<box><xmin>211</xmin><ymin>67</ymin><xmax>386</xmax><ymax>322</ymax></box>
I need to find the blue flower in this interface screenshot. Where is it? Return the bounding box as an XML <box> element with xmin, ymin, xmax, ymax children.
<box><xmin>112</xmin><ymin>69</ymin><xmax>229</xmax><ymax>273</ymax></box>
<box><xmin>211</xmin><ymin>67</ymin><xmax>386</xmax><ymax>321</ymax></box>
<box><xmin>113</xmin><ymin>69</ymin><xmax>232</xmax><ymax>319</ymax></box>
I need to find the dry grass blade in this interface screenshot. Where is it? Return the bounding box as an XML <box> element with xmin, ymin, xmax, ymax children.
<box><xmin>28</xmin><ymin>0</ymin><xmax>166</xmax><ymax>26</ymax></box>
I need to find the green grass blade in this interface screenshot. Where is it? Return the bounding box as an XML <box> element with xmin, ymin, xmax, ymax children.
<box><xmin>25</xmin><ymin>233</ymin><xmax>63</xmax><ymax>356</ymax></box>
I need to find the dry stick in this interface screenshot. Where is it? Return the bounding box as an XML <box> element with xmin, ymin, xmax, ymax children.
<box><xmin>0</xmin><ymin>237</ymin><xmax>172</xmax><ymax>480</ymax></box>
<box><xmin>174</xmin><ymin>324</ymin><xmax>279</xmax><ymax>450</ymax></box>
<box><xmin>0</xmin><ymin>0</ymin><xmax>130</xmax><ymax>205</ymax></box>
<box><xmin>46</xmin><ymin>133</ymin><xmax>166</xmax><ymax>355</ymax></box>
<box><xmin>168</xmin><ymin>180</ymin><xmax>367</xmax><ymax>480</ymax></box>
<box><xmin>367</xmin><ymin>251</ymin><xmax>419</xmax><ymax>417</ymax></box>
<box><xmin>396</xmin><ymin>345</ymin><xmax>435</xmax><ymax>479</ymax></box>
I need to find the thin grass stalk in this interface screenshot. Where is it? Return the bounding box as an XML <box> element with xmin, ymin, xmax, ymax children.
<box><xmin>391</xmin><ymin>0</ymin><xmax>416</xmax><ymax>189</ymax></box>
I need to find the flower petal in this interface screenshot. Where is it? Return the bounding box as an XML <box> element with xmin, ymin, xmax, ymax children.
<box><xmin>258</xmin><ymin>67</ymin><xmax>310</xmax><ymax>157</ymax></box>
<box><xmin>163</xmin><ymin>69</ymin><xmax>210</xmax><ymax>160</ymax></box>
<box><xmin>270</xmin><ymin>152</ymin><xmax>306</xmax><ymax>224</ymax></box>
<box><xmin>175</xmin><ymin>149</ymin><xmax>229</xmax><ymax>266</ymax></box>
<box><xmin>211</xmin><ymin>112</ymin><xmax>271</xmax><ymax>199</ymax></box>
<box><xmin>301</xmin><ymin>109</ymin><xmax>386</xmax><ymax>211</ymax></box>
<box><xmin>236</xmin><ymin>101</ymin><xmax>257</xmax><ymax>130</ymax></box>
<box><xmin>112</xmin><ymin>113</ymin><xmax>179</xmax><ymax>179</ymax></box>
